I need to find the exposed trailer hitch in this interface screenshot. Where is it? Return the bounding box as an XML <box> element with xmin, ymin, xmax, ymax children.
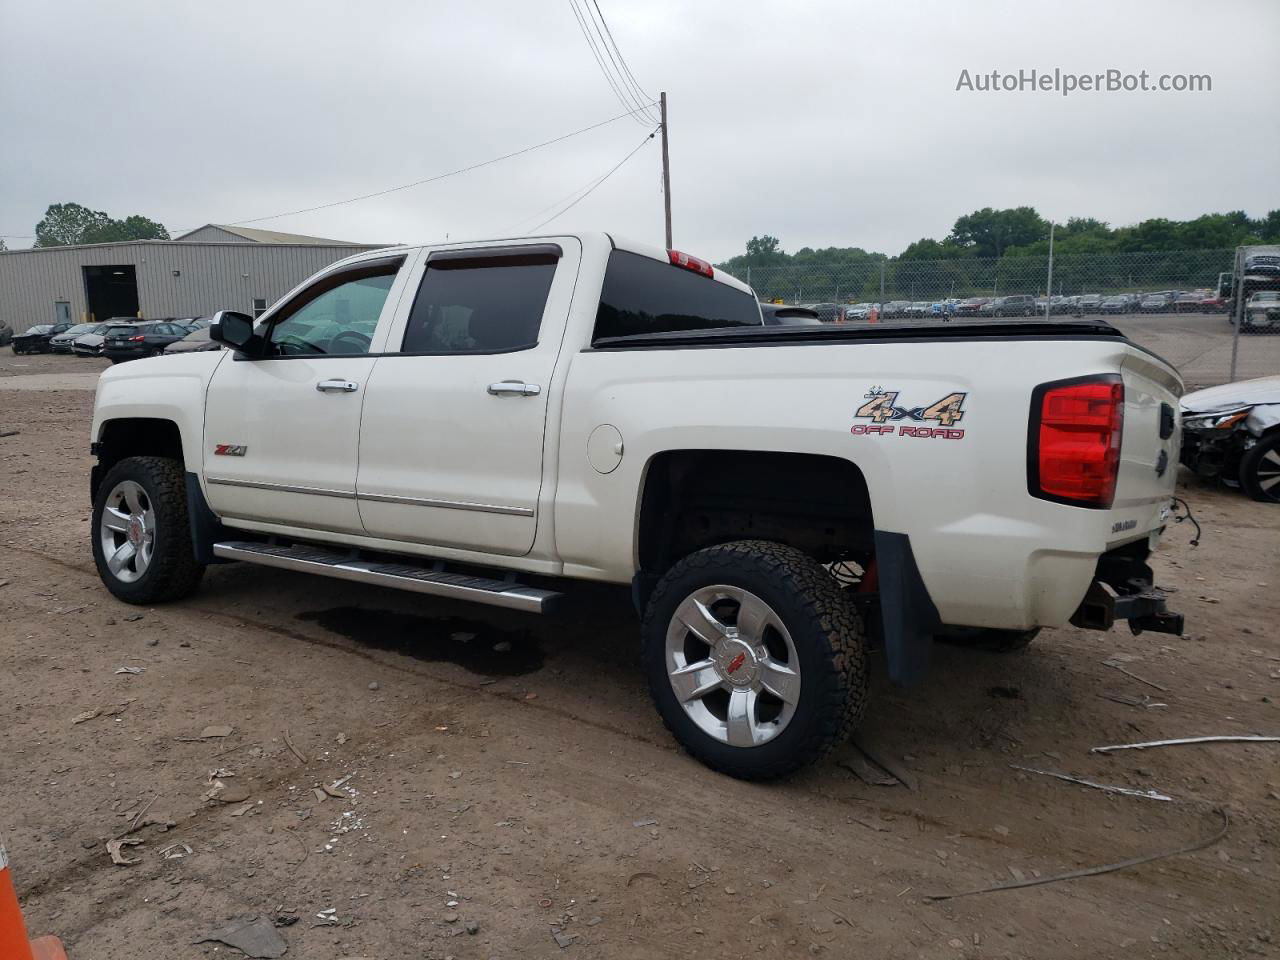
<box><xmin>1070</xmin><ymin>579</ymin><xmax>1184</xmax><ymax>636</ymax></box>
<box><xmin>1070</xmin><ymin>539</ymin><xmax>1184</xmax><ymax>637</ymax></box>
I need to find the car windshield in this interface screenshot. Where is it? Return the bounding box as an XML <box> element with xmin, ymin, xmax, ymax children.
<box><xmin>24</xmin><ymin>325</ymin><xmax>53</xmax><ymax>334</ymax></box>
<box><xmin>105</xmin><ymin>325</ymin><xmax>136</xmax><ymax>336</ymax></box>
<box><xmin>1252</xmin><ymin>292</ymin><xmax>1280</xmax><ymax>302</ymax></box>
<box><xmin>62</xmin><ymin>323</ymin><xmax>96</xmax><ymax>335</ymax></box>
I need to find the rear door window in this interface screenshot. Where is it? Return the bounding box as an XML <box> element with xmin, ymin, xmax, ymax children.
<box><xmin>593</xmin><ymin>250</ymin><xmax>761</xmax><ymax>342</ymax></box>
<box><xmin>400</xmin><ymin>248</ymin><xmax>559</xmax><ymax>354</ymax></box>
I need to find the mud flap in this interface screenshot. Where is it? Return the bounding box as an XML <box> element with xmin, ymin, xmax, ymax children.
<box><xmin>874</xmin><ymin>530</ymin><xmax>943</xmax><ymax>686</ymax></box>
<box><xmin>186</xmin><ymin>472</ymin><xmax>231</xmax><ymax>565</ymax></box>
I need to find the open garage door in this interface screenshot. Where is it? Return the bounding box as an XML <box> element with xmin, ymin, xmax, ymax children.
<box><xmin>83</xmin><ymin>265</ymin><xmax>139</xmax><ymax>322</ymax></box>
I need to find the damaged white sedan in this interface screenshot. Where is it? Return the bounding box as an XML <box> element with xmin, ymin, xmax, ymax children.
<box><xmin>1181</xmin><ymin>375</ymin><xmax>1280</xmax><ymax>502</ymax></box>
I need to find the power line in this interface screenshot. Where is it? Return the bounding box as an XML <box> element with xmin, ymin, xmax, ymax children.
<box><xmin>567</xmin><ymin>0</ymin><xmax>652</xmax><ymax>126</ymax></box>
<box><xmin>191</xmin><ymin>104</ymin><xmax>655</xmax><ymax>231</ymax></box>
<box><xmin>578</xmin><ymin>0</ymin><xmax>656</xmax><ymax>125</ymax></box>
<box><xmin>589</xmin><ymin>0</ymin><xmax>657</xmax><ymax>120</ymax></box>
<box><xmin>528</xmin><ymin>127</ymin><xmax>657</xmax><ymax>233</ymax></box>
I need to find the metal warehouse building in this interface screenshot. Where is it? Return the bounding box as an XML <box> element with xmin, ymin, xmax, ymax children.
<box><xmin>0</xmin><ymin>224</ymin><xmax>386</xmax><ymax>329</ymax></box>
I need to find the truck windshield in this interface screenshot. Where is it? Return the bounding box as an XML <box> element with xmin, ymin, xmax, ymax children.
<box><xmin>593</xmin><ymin>250</ymin><xmax>761</xmax><ymax>342</ymax></box>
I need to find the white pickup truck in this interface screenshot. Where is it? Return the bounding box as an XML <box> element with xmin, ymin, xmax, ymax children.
<box><xmin>89</xmin><ymin>232</ymin><xmax>1185</xmax><ymax>778</ymax></box>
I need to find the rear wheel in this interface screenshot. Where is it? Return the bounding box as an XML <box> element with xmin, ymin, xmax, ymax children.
<box><xmin>92</xmin><ymin>456</ymin><xmax>205</xmax><ymax>604</ymax></box>
<box><xmin>642</xmin><ymin>540</ymin><xmax>867</xmax><ymax>780</ymax></box>
<box><xmin>1240</xmin><ymin>432</ymin><xmax>1280</xmax><ymax>503</ymax></box>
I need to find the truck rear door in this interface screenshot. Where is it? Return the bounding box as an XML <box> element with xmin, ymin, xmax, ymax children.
<box><xmin>355</xmin><ymin>239</ymin><xmax>580</xmax><ymax>556</ymax></box>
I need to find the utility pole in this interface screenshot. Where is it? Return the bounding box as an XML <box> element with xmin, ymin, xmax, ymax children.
<box><xmin>660</xmin><ymin>91</ymin><xmax>672</xmax><ymax>249</ymax></box>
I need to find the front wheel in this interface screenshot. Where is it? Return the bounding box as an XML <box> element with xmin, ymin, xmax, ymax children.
<box><xmin>1240</xmin><ymin>432</ymin><xmax>1280</xmax><ymax>503</ymax></box>
<box><xmin>92</xmin><ymin>456</ymin><xmax>205</xmax><ymax>604</ymax></box>
<box><xmin>642</xmin><ymin>540</ymin><xmax>867</xmax><ymax>780</ymax></box>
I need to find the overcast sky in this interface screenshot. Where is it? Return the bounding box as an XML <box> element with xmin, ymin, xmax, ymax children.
<box><xmin>1</xmin><ymin>0</ymin><xmax>1276</xmax><ymax>259</ymax></box>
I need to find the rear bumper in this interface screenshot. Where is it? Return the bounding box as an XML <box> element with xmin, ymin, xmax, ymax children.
<box><xmin>104</xmin><ymin>346</ymin><xmax>147</xmax><ymax>360</ymax></box>
<box><xmin>1069</xmin><ymin>542</ymin><xmax>1183</xmax><ymax>636</ymax></box>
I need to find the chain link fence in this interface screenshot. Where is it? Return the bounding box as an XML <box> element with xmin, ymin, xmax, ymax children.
<box><xmin>734</xmin><ymin>248</ymin><xmax>1278</xmax><ymax>388</ymax></box>
<box><xmin>740</xmin><ymin>249</ymin><xmax>1235</xmax><ymax>304</ymax></box>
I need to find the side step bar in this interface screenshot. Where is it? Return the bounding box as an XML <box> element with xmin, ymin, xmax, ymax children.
<box><xmin>211</xmin><ymin>540</ymin><xmax>563</xmax><ymax>614</ymax></box>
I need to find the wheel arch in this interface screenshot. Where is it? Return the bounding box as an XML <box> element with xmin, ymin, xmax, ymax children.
<box><xmin>634</xmin><ymin>449</ymin><xmax>877</xmax><ymax>582</ymax></box>
<box><xmin>91</xmin><ymin>418</ymin><xmax>186</xmax><ymax>501</ymax></box>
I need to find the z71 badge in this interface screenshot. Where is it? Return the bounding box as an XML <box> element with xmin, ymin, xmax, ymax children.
<box><xmin>851</xmin><ymin>386</ymin><xmax>967</xmax><ymax>439</ymax></box>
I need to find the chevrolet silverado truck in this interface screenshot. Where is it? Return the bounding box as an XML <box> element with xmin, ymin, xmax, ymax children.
<box><xmin>89</xmin><ymin>232</ymin><xmax>1185</xmax><ymax>779</ymax></box>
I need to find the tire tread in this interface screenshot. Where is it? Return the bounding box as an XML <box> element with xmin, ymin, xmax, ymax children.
<box><xmin>642</xmin><ymin>540</ymin><xmax>867</xmax><ymax>780</ymax></box>
<box><xmin>93</xmin><ymin>456</ymin><xmax>204</xmax><ymax>604</ymax></box>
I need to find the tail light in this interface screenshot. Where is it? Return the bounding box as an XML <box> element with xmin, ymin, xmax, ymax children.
<box><xmin>1028</xmin><ymin>375</ymin><xmax>1124</xmax><ymax>508</ymax></box>
<box><xmin>128</xmin><ymin>335</ymin><xmax>145</xmax><ymax>342</ymax></box>
<box><xmin>668</xmin><ymin>249</ymin><xmax>714</xmax><ymax>278</ymax></box>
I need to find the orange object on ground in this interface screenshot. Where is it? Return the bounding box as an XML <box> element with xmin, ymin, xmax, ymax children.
<box><xmin>0</xmin><ymin>842</ymin><xmax>68</xmax><ymax>960</ymax></box>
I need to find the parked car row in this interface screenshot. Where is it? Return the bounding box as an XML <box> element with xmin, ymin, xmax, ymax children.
<box><xmin>8</xmin><ymin>316</ymin><xmax>218</xmax><ymax>360</ymax></box>
<box><xmin>773</xmin><ymin>290</ymin><xmax>1231</xmax><ymax>323</ymax></box>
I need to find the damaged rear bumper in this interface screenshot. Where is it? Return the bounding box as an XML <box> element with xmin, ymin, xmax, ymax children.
<box><xmin>1069</xmin><ymin>542</ymin><xmax>1184</xmax><ymax>636</ymax></box>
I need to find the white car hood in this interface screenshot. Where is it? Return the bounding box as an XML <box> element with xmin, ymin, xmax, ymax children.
<box><xmin>1181</xmin><ymin>375</ymin><xmax>1280</xmax><ymax>434</ymax></box>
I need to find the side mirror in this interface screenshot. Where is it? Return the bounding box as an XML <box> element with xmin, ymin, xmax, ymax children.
<box><xmin>210</xmin><ymin>310</ymin><xmax>266</xmax><ymax>358</ymax></box>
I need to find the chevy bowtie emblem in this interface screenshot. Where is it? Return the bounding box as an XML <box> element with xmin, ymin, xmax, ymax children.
<box><xmin>214</xmin><ymin>444</ymin><xmax>247</xmax><ymax>457</ymax></box>
<box><xmin>727</xmin><ymin>652</ymin><xmax>746</xmax><ymax>674</ymax></box>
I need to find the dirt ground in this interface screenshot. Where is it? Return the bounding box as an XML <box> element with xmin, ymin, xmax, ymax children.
<box><xmin>1</xmin><ymin>354</ymin><xmax>1278</xmax><ymax>960</ymax></box>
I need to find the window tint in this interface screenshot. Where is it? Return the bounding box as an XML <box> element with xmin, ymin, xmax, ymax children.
<box><xmin>400</xmin><ymin>252</ymin><xmax>558</xmax><ymax>354</ymax></box>
<box><xmin>593</xmin><ymin>250</ymin><xmax>761</xmax><ymax>342</ymax></box>
<box><xmin>267</xmin><ymin>260</ymin><xmax>402</xmax><ymax>356</ymax></box>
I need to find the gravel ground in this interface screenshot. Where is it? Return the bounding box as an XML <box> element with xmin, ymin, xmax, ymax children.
<box><xmin>0</xmin><ymin>354</ymin><xmax>1277</xmax><ymax>960</ymax></box>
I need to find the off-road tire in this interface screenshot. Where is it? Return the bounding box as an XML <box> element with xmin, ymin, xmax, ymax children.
<box><xmin>642</xmin><ymin>540</ymin><xmax>867</xmax><ymax>780</ymax></box>
<box><xmin>1239</xmin><ymin>431</ymin><xmax>1280</xmax><ymax>504</ymax></box>
<box><xmin>92</xmin><ymin>456</ymin><xmax>205</xmax><ymax>604</ymax></box>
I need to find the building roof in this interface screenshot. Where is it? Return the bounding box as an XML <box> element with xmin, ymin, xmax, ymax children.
<box><xmin>174</xmin><ymin>223</ymin><xmax>362</xmax><ymax>245</ymax></box>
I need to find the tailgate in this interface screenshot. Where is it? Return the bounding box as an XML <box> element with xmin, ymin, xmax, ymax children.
<box><xmin>1111</xmin><ymin>347</ymin><xmax>1183</xmax><ymax>541</ymax></box>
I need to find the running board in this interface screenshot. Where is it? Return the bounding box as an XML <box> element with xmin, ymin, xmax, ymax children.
<box><xmin>211</xmin><ymin>540</ymin><xmax>562</xmax><ymax>613</ymax></box>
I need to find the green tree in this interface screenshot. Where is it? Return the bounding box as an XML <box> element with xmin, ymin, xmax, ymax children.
<box><xmin>745</xmin><ymin>235</ymin><xmax>782</xmax><ymax>258</ymax></box>
<box><xmin>34</xmin><ymin>202</ymin><xmax>111</xmax><ymax>247</ymax></box>
<box><xmin>33</xmin><ymin>203</ymin><xmax>169</xmax><ymax>246</ymax></box>
<box><xmin>83</xmin><ymin>215</ymin><xmax>170</xmax><ymax>244</ymax></box>
<box><xmin>947</xmin><ymin>206</ymin><xmax>1048</xmax><ymax>258</ymax></box>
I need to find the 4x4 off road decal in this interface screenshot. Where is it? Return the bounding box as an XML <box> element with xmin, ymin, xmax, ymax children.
<box><xmin>851</xmin><ymin>386</ymin><xmax>967</xmax><ymax>439</ymax></box>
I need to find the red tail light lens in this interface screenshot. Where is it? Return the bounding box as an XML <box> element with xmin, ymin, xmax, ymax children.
<box><xmin>128</xmin><ymin>335</ymin><xmax>145</xmax><ymax>342</ymax></box>
<box><xmin>1029</xmin><ymin>375</ymin><xmax>1124</xmax><ymax>508</ymax></box>
<box><xmin>668</xmin><ymin>249</ymin><xmax>714</xmax><ymax>278</ymax></box>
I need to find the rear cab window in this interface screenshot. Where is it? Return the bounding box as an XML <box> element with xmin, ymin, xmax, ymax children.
<box><xmin>592</xmin><ymin>250</ymin><xmax>761</xmax><ymax>344</ymax></box>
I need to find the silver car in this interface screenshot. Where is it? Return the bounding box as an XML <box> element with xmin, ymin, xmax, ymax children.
<box><xmin>50</xmin><ymin>322</ymin><xmax>107</xmax><ymax>353</ymax></box>
<box><xmin>1181</xmin><ymin>374</ymin><xmax>1280</xmax><ymax>502</ymax></box>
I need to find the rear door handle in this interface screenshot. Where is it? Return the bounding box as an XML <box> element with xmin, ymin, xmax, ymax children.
<box><xmin>316</xmin><ymin>379</ymin><xmax>359</xmax><ymax>393</ymax></box>
<box><xmin>487</xmin><ymin>381</ymin><xmax>541</xmax><ymax>397</ymax></box>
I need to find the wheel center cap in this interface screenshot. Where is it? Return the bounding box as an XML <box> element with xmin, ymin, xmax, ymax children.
<box><xmin>127</xmin><ymin>516</ymin><xmax>144</xmax><ymax>547</ymax></box>
<box><xmin>715</xmin><ymin>638</ymin><xmax>759</xmax><ymax>687</ymax></box>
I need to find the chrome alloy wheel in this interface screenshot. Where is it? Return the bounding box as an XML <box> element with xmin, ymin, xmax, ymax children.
<box><xmin>99</xmin><ymin>480</ymin><xmax>155</xmax><ymax>583</ymax></box>
<box><xmin>664</xmin><ymin>585</ymin><xmax>801</xmax><ymax>747</ymax></box>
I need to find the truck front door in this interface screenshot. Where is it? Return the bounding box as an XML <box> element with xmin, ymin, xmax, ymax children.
<box><xmin>356</xmin><ymin>240</ymin><xmax>578</xmax><ymax>556</ymax></box>
<box><xmin>203</xmin><ymin>254</ymin><xmax>413</xmax><ymax>535</ymax></box>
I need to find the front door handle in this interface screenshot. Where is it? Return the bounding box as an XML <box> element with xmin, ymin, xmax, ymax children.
<box><xmin>316</xmin><ymin>379</ymin><xmax>359</xmax><ymax>393</ymax></box>
<box><xmin>487</xmin><ymin>380</ymin><xmax>541</xmax><ymax>397</ymax></box>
